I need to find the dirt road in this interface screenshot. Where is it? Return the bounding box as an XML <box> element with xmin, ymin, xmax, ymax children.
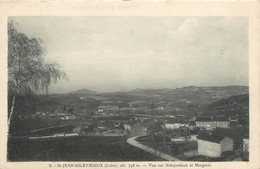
<box><xmin>127</xmin><ymin>136</ymin><xmax>181</xmax><ymax>161</ymax></box>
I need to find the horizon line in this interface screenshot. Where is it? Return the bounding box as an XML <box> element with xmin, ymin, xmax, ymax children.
<box><xmin>45</xmin><ymin>85</ymin><xmax>249</xmax><ymax>95</ymax></box>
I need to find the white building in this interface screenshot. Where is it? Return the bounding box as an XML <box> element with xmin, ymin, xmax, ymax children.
<box><xmin>165</xmin><ymin>123</ymin><xmax>188</xmax><ymax>129</ymax></box>
<box><xmin>243</xmin><ymin>138</ymin><xmax>249</xmax><ymax>160</ymax></box>
<box><xmin>197</xmin><ymin>134</ymin><xmax>233</xmax><ymax>158</ymax></box>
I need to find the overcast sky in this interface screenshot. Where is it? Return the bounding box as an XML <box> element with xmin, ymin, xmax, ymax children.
<box><xmin>11</xmin><ymin>17</ymin><xmax>248</xmax><ymax>93</ymax></box>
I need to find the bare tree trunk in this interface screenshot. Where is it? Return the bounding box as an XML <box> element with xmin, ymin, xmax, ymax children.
<box><xmin>8</xmin><ymin>95</ymin><xmax>16</xmax><ymax>136</ymax></box>
<box><xmin>45</xmin><ymin>86</ymin><xmax>49</xmax><ymax>101</ymax></box>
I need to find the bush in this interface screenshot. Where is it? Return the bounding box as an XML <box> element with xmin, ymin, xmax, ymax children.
<box><xmin>221</xmin><ymin>151</ymin><xmax>235</xmax><ymax>160</ymax></box>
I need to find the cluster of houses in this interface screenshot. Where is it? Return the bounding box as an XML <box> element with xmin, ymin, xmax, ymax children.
<box><xmin>29</xmin><ymin>110</ymin><xmax>77</xmax><ymax>120</ymax></box>
<box><xmin>190</xmin><ymin>116</ymin><xmax>248</xmax><ymax>159</ymax></box>
<box><xmin>196</xmin><ymin>127</ymin><xmax>248</xmax><ymax>160</ymax></box>
<box><xmin>124</xmin><ymin>115</ymin><xmax>249</xmax><ymax>160</ymax></box>
<box><xmin>28</xmin><ymin>99</ymin><xmax>249</xmax><ymax>161</ymax></box>
<box><xmin>95</xmin><ymin>100</ymin><xmax>187</xmax><ymax>115</ymax></box>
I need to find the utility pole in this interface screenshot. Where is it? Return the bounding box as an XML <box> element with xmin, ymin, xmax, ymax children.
<box><xmin>151</xmin><ymin>102</ymin><xmax>157</xmax><ymax>157</ymax></box>
<box><xmin>184</xmin><ymin>115</ymin><xmax>190</xmax><ymax>144</ymax></box>
<box><xmin>163</xmin><ymin>104</ymin><xmax>167</xmax><ymax>145</ymax></box>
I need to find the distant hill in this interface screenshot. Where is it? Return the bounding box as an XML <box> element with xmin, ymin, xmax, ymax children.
<box><xmin>203</xmin><ymin>94</ymin><xmax>249</xmax><ymax>117</ymax></box>
<box><xmin>66</xmin><ymin>86</ymin><xmax>248</xmax><ymax>107</ymax></box>
<box><xmin>124</xmin><ymin>86</ymin><xmax>249</xmax><ymax>105</ymax></box>
<box><xmin>129</xmin><ymin>88</ymin><xmax>171</xmax><ymax>92</ymax></box>
<box><xmin>68</xmin><ymin>89</ymin><xmax>98</xmax><ymax>95</ymax></box>
<box><xmin>128</xmin><ymin>86</ymin><xmax>248</xmax><ymax>95</ymax></box>
<box><xmin>209</xmin><ymin>94</ymin><xmax>249</xmax><ymax>108</ymax></box>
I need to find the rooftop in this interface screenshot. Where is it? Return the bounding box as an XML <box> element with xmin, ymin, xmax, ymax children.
<box><xmin>195</xmin><ymin>116</ymin><xmax>229</xmax><ymax>122</ymax></box>
<box><xmin>197</xmin><ymin>133</ymin><xmax>226</xmax><ymax>143</ymax></box>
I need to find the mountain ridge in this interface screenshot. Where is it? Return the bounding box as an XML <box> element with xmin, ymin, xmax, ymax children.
<box><xmin>68</xmin><ymin>88</ymin><xmax>98</xmax><ymax>95</ymax></box>
<box><xmin>67</xmin><ymin>86</ymin><xmax>248</xmax><ymax>95</ymax></box>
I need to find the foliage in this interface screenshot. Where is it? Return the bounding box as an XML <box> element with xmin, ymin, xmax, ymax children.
<box><xmin>8</xmin><ymin>20</ymin><xmax>68</xmax><ymax>98</ymax></box>
<box><xmin>203</xmin><ymin>94</ymin><xmax>249</xmax><ymax>117</ymax></box>
<box><xmin>7</xmin><ymin>20</ymin><xmax>68</xmax><ymax>135</ymax></box>
<box><xmin>221</xmin><ymin>151</ymin><xmax>236</xmax><ymax>160</ymax></box>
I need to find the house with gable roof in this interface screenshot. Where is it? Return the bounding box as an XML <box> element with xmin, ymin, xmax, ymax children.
<box><xmin>197</xmin><ymin>133</ymin><xmax>233</xmax><ymax>158</ymax></box>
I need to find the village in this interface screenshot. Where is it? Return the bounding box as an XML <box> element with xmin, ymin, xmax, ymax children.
<box><xmin>17</xmin><ymin>89</ymin><xmax>249</xmax><ymax>162</ymax></box>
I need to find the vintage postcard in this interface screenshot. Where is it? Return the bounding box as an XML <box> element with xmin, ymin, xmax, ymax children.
<box><xmin>0</xmin><ymin>1</ymin><xmax>259</xmax><ymax>169</ymax></box>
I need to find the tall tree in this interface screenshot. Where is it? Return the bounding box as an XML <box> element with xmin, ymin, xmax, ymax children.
<box><xmin>8</xmin><ymin>20</ymin><xmax>68</xmax><ymax>135</ymax></box>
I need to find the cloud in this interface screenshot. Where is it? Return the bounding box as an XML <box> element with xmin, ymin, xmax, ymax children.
<box><xmin>11</xmin><ymin>16</ymin><xmax>248</xmax><ymax>93</ymax></box>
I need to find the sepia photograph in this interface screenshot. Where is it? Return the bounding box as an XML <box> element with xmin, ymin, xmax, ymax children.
<box><xmin>7</xmin><ymin>16</ymin><xmax>250</xmax><ymax>162</ymax></box>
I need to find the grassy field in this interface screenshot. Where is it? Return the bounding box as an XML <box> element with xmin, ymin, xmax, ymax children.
<box><xmin>8</xmin><ymin>136</ymin><xmax>163</xmax><ymax>161</ymax></box>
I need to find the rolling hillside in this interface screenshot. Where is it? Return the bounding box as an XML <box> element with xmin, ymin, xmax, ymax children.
<box><xmin>203</xmin><ymin>94</ymin><xmax>249</xmax><ymax>117</ymax></box>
